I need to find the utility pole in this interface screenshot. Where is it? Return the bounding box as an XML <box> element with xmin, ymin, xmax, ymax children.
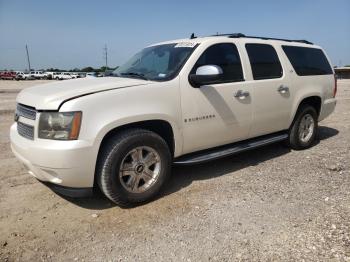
<box><xmin>103</xmin><ymin>44</ymin><xmax>108</xmax><ymax>71</ymax></box>
<box><xmin>25</xmin><ymin>44</ymin><xmax>31</xmax><ymax>71</ymax></box>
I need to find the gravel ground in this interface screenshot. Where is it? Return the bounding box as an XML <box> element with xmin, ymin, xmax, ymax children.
<box><xmin>0</xmin><ymin>79</ymin><xmax>349</xmax><ymax>261</ymax></box>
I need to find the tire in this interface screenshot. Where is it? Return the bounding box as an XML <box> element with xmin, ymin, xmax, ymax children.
<box><xmin>96</xmin><ymin>129</ymin><xmax>172</xmax><ymax>207</ymax></box>
<box><xmin>288</xmin><ymin>105</ymin><xmax>318</xmax><ymax>150</ymax></box>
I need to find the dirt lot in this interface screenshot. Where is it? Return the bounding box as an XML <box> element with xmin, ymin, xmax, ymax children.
<box><xmin>0</xmin><ymin>79</ymin><xmax>350</xmax><ymax>261</ymax></box>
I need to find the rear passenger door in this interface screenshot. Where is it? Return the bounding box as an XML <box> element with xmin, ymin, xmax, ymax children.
<box><xmin>243</xmin><ymin>43</ymin><xmax>293</xmax><ymax>138</ymax></box>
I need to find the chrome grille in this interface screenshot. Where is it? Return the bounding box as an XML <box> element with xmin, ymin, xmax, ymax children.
<box><xmin>16</xmin><ymin>104</ymin><xmax>36</xmax><ymax>120</ymax></box>
<box><xmin>17</xmin><ymin>122</ymin><xmax>34</xmax><ymax>140</ymax></box>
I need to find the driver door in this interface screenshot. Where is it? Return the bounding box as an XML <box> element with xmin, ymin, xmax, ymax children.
<box><xmin>179</xmin><ymin>42</ymin><xmax>253</xmax><ymax>154</ymax></box>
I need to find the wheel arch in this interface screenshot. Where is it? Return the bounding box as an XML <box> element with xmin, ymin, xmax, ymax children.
<box><xmin>93</xmin><ymin>119</ymin><xmax>178</xmax><ymax>188</ymax></box>
<box><xmin>289</xmin><ymin>95</ymin><xmax>322</xmax><ymax>128</ymax></box>
<box><xmin>98</xmin><ymin>119</ymin><xmax>176</xmax><ymax>156</ymax></box>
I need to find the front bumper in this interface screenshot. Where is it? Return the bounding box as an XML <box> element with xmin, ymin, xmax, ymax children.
<box><xmin>41</xmin><ymin>182</ymin><xmax>93</xmax><ymax>197</ymax></box>
<box><xmin>10</xmin><ymin>122</ymin><xmax>96</xmax><ymax>189</ymax></box>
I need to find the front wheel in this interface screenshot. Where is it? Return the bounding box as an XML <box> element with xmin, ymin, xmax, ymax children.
<box><xmin>97</xmin><ymin>129</ymin><xmax>172</xmax><ymax>207</ymax></box>
<box><xmin>288</xmin><ymin>105</ymin><xmax>318</xmax><ymax>150</ymax></box>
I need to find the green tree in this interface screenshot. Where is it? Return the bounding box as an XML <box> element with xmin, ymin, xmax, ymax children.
<box><xmin>81</xmin><ymin>67</ymin><xmax>94</xmax><ymax>72</ymax></box>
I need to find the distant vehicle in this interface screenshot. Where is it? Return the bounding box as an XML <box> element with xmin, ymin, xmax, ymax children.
<box><xmin>15</xmin><ymin>72</ymin><xmax>25</xmax><ymax>80</ymax></box>
<box><xmin>0</xmin><ymin>71</ymin><xmax>16</xmax><ymax>80</ymax></box>
<box><xmin>54</xmin><ymin>72</ymin><xmax>73</xmax><ymax>80</ymax></box>
<box><xmin>85</xmin><ymin>72</ymin><xmax>97</xmax><ymax>78</ymax></box>
<box><xmin>15</xmin><ymin>71</ymin><xmax>34</xmax><ymax>80</ymax></box>
<box><xmin>29</xmin><ymin>71</ymin><xmax>46</xmax><ymax>79</ymax></box>
<box><xmin>51</xmin><ymin>72</ymin><xmax>61</xmax><ymax>80</ymax></box>
<box><xmin>45</xmin><ymin>72</ymin><xmax>56</xmax><ymax>80</ymax></box>
<box><xmin>70</xmin><ymin>73</ymin><xmax>79</xmax><ymax>79</ymax></box>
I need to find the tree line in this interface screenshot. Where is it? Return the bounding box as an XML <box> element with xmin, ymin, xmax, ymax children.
<box><xmin>44</xmin><ymin>66</ymin><xmax>118</xmax><ymax>72</ymax></box>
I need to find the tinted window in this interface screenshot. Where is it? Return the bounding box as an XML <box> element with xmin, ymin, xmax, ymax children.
<box><xmin>282</xmin><ymin>46</ymin><xmax>332</xmax><ymax>76</ymax></box>
<box><xmin>192</xmin><ymin>43</ymin><xmax>244</xmax><ymax>82</ymax></box>
<box><xmin>246</xmin><ymin>44</ymin><xmax>283</xmax><ymax>80</ymax></box>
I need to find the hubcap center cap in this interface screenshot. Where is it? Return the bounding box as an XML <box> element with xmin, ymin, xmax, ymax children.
<box><xmin>135</xmin><ymin>164</ymin><xmax>145</xmax><ymax>174</ymax></box>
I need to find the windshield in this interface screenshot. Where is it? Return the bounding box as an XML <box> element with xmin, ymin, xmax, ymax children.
<box><xmin>113</xmin><ymin>43</ymin><xmax>197</xmax><ymax>81</ymax></box>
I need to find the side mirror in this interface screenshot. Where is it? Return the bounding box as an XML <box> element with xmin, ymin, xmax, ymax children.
<box><xmin>189</xmin><ymin>65</ymin><xmax>223</xmax><ymax>88</ymax></box>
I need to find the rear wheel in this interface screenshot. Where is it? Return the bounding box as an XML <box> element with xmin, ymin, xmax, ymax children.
<box><xmin>97</xmin><ymin>129</ymin><xmax>172</xmax><ymax>207</ymax></box>
<box><xmin>288</xmin><ymin>105</ymin><xmax>318</xmax><ymax>150</ymax></box>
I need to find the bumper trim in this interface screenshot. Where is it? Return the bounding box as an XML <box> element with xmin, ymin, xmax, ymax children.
<box><xmin>41</xmin><ymin>181</ymin><xmax>93</xmax><ymax>198</ymax></box>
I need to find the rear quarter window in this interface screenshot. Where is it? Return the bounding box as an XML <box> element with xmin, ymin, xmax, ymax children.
<box><xmin>282</xmin><ymin>46</ymin><xmax>333</xmax><ymax>76</ymax></box>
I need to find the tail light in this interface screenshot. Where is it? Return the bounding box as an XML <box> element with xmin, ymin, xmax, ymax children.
<box><xmin>333</xmin><ymin>74</ymin><xmax>337</xmax><ymax>98</ymax></box>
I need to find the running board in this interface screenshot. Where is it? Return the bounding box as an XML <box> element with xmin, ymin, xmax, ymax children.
<box><xmin>173</xmin><ymin>132</ymin><xmax>288</xmax><ymax>165</ymax></box>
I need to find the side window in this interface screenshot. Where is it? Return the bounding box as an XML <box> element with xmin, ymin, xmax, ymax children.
<box><xmin>245</xmin><ymin>44</ymin><xmax>283</xmax><ymax>80</ymax></box>
<box><xmin>282</xmin><ymin>46</ymin><xmax>333</xmax><ymax>76</ymax></box>
<box><xmin>192</xmin><ymin>43</ymin><xmax>244</xmax><ymax>83</ymax></box>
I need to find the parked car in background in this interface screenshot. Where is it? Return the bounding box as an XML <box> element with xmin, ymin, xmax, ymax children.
<box><xmin>15</xmin><ymin>72</ymin><xmax>25</xmax><ymax>80</ymax></box>
<box><xmin>45</xmin><ymin>72</ymin><xmax>63</xmax><ymax>80</ymax></box>
<box><xmin>70</xmin><ymin>73</ymin><xmax>79</xmax><ymax>79</ymax></box>
<box><xmin>54</xmin><ymin>72</ymin><xmax>73</xmax><ymax>80</ymax></box>
<box><xmin>15</xmin><ymin>71</ymin><xmax>34</xmax><ymax>80</ymax></box>
<box><xmin>85</xmin><ymin>72</ymin><xmax>97</xmax><ymax>78</ymax></box>
<box><xmin>29</xmin><ymin>71</ymin><xmax>46</xmax><ymax>79</ymax></box>
<box><xmin>51</xmin><ymin>72</ymin><xmax>60</xmax><ymax>80</ymax></box>
<box><xmin>0</xmin><ymin>71</ymin><xmax>16</xmax><ymax>80</ymax></box>
<box><xmin>44</xmin><ymin>72</ymin><xmax>54</xmax><ymax>80</ymax></box>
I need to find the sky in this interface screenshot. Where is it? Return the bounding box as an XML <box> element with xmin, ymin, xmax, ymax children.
<box><xmin>0</xmin><ymin>0</ymin><xmax>349</xmax><ymax>70</ymax></box>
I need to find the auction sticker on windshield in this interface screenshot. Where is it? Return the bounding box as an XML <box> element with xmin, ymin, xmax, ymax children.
<box><xmin>174</xmin><ymin>42</ymin><xmax>197</xmax><ymax>48</ymax></box>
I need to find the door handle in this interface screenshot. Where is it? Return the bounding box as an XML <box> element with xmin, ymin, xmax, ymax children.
<box><xmin>234</xmin><ymin>90</ymin><xmax>250</xmax><ymax>99</ymax></box>
<box><xmin>278</xmin><ymin>85</ymin><xmax>289</xmax><ymax>93</ymax></box>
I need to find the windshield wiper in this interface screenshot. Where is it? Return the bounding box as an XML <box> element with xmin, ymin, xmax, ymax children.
<box><xmin>120</xmin><ymin>72</ymin><xmax>149</xmax><ymax>80</ymax></box>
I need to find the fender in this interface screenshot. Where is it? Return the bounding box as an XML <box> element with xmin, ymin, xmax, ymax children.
<box><xmin>94</xmin><ymin>114</ymin><xmax>183</xmax><ymax>157</ymax></box>
<box><xmin>288</xmin><ymin>87</ymin><xmax>323</xmax><ymax>127</ymax></box>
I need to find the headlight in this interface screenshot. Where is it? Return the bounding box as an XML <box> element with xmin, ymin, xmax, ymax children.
<box><xmin>38</xmin><ymin>112</ymin><xmax>82</xmax><ymax>140</ymax></box>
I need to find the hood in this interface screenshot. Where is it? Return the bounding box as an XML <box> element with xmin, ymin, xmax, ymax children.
<box><xmin>16</xmin><ymin>77</ymin><xmax>151</xmax><ymax>110</ymax></box>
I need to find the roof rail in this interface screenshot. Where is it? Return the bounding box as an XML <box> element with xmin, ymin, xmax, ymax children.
<box><xmin>211</xmin><ymin>33</ymin><xmax>246</xmax><ymax>38</ymax></box>
<box><xmin>210</xmin><ymin>33</ymin><xmax>313</xmax><ymax>45</ymax></box>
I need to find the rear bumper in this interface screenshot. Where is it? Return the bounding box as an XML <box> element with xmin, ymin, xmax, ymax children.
<box><xmin>319</xmin><ymin>98</ymin><xmax>336</xmax><ymax>121</ymax></box>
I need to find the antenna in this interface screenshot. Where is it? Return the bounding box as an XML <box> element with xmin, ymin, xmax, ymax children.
<box><xmin>103</xmin><ymin>44</ymin><xmax>108</xmax><ymax>71</ymax></box>
<box><xmin>190</xmin><ymin>33</ymin><xmax>196</xmax><ymax>39</ymax></box>
<box><xmin>25</xmin><ymin>44</ymin><xmax>31</xmax><ymax>71</ymax></box>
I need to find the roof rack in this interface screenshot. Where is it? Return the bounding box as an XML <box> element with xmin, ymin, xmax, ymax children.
<box><xmin>211</xmin><ymin>33</ymin><xmax>246</xmax><ymax>38</ymax></box>
<box><xmin>210</xmin><ymin>33</ymin><xmax>313</xmax><ymax>45</ymax></box>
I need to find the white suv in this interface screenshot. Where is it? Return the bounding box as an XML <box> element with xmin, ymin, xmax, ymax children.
<box><xmin>10</xmin><ymin>34</ymin><xmax>337</xmax><ymax>206</ymax></box>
